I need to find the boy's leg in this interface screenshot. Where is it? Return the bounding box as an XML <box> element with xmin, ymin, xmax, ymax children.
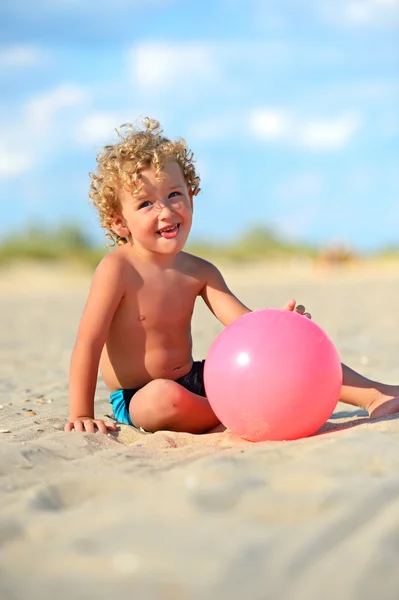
<box><xmin>129</xmin><ymin>365</ymin><xmax>399</xmax><ymax>431</ymax></box>
<box><xmin>129</xmin><ymin>378</ymin><xmax>221</xmax><ymax>433</ymax></box>
<box><xmin>341</xmin><ymin>363</ymin><xmax>399</xmax><ymax>418</ymax></box>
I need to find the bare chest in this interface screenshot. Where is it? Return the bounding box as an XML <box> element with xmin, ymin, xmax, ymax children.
<box><xmin>115</xmin><ymin>271</ymin><xmax>202</xmax><ymax>329</ymax></box>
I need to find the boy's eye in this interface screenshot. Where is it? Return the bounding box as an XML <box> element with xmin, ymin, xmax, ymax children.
<box><xmin>169</xmin><ymin>191</ymin><xmax>181</xmax><ymax>199</ymax></box>
<box><xmin>139</xmin><ymin>201</ymin><xmax>152</xmax><ymax>209</ymax></box>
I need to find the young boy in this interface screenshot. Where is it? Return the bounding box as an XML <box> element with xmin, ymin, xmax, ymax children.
<box><xmin>65</xmin><ymin>118</ymin><xmax>399</xmax><ymax>435</ymax></box>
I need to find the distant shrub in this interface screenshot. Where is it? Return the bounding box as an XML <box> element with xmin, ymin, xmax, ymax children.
<box><xmin>0</xmin><ymin>223</ymin><xmax>106</xmax><ymax>269</ymax></box>
<box><xmin>0</xmin><ymin>222</ymin><xmax>321</xmax><ymax>267</ymax></box>
<box><xmin>187</xmin><ymin>226</ymin><xmax>317</xmax><ymax>262</ymax></box>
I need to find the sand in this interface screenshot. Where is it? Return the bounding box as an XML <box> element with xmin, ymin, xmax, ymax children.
<box><xmin>1</xmin><ymin>261</ymin><xmax>399</xmax><ymax>600</ymax></box>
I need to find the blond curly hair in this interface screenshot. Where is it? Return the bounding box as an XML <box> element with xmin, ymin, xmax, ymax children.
<box><xmin>89</xmin><ymin>117</ymin><xmax>201</xmax><ymax>245</ymax></box>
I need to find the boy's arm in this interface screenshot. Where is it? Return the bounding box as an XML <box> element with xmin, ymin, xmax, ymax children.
<box><xmin>199</xmin><ymin>261</ymin><xmax>252</xmax><ymax>326</ymax></box>
<box><xmin>199</xmin><ymin>261</ymin><xmax>308</xmax><ymax>327</ymax></box>
<box><xmin>67</xmin><ymin>254</ymin><xmax>126</xmax><ymax>431</ymax></box>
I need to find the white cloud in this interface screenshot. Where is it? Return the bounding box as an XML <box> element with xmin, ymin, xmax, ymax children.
<box><xmin>297</xmin><ymin>114</ymin><xmax>361</xmax><ymax>150</ymax></box>
<box><xmin>0</xmin><ymin>82</ymin><xmax>91</xmax><ymax>179</ymax></box>
<box><xmin>130</xmin><ymin>40</ymin><xmax>294</xmax><ymax>100</ymax></box>
<box><xmin>319</xmin><ymin>0</ymin><xmax>399</xmax><ymax>26</ymax></box>
<box><xmin>251</xmin><ymin>0</ymin><xmax>399</xmax><ymax>33</ymax></box>
<box><xmin>187</xmin><ymin>109</ymin><xmax>291</xmax><ymax>145</ymax></box>
<box><xmin>249</xmin><ymin>109</ymin><xmax>290</xmax><ymax>141</ymax></box>
<box><xmin>188</xmin><ymin>108</ymin><xmax>361</xmax><ymax>151</ymax></box>
<box><xmin>77</xmin><ymin>112</ymin><xmax>125</xmax><ymax>145</ymax></box>
<box><xmin>76</xmin><ymin>111</ymin><xmax>173</xmax><ymax>146</ymax></box>
<box><xmin>249</xmin><ymin>109</ymin><xmax>361</xmax><ymax>150</ymax></box>
<box><xmin>26</xmin><ymin>83</ymin><xmax>90</xmax><ymax>131</ymax></box>
<box><xmin>131</xmin><ymin>42</ymin><xmax>219</xmax><ymax>94</ymax></box>
<box><xmin>0</xmin><ymin>144</ymin><xmax>34</xmax><ymax>179</ymax></box>
<box><xmin>0</xmin><ymin>44</ymin><xmax>48</xmax><ymax>69</ymax></box>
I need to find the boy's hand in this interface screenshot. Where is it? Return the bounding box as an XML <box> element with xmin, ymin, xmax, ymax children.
<box><xmin>64</xmin><ymin>418</ymin><xmax>117</xmax><ymax>434</ymax></box>
<box><xmin>284</xmin><ymin>299</ymin><xmax>311</xmax><ymax>319</ymax></box>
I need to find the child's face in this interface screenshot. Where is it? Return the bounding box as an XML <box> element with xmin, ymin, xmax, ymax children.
<box><xmin>114</xmin><ymin>160</ymin><xmax>193</xmax><ymax>256</ymax></box>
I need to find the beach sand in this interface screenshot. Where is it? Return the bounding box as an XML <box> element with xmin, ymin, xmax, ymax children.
<box><xmin>1</xmin><ymin>261</ymin><xmax>399</xmax><ymax>600</ymax></box>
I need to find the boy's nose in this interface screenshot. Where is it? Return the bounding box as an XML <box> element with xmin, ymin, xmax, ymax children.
<box><xmin>155</xmin><ymin>200</ymin><xmax>174</xmax><ymax>214</ymax></box>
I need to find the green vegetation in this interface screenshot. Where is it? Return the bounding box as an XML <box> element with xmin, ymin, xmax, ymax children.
<box><xmin>0</xmin><ymin>224</ymin><xmax>106</xmax><ymax>269</ymax></box>
<box><xmin>2</xmin><ymin>222</ymin><xmax>392</xmax><ymax>268</ymax></box>
<box><xmin>0</xmin><ymin>224</ymin><xmax>319</xmax><ymax>269</ymax></box>
<box><xmin>187</xmin><ymin>227</ymin><xmax>317</xmax><ymax>263</ymax></box>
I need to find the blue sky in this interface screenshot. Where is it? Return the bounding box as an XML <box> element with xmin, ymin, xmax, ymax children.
<box><xmin>1</xmin><ymin>0</ymin><xmax>398</xmax><ymax>251</ymax></box>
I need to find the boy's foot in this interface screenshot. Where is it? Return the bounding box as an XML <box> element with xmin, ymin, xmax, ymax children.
<box><xmin>367</xmin><ymin>387</ymin><xmax>399</xmax><ymax>419</ymax></box>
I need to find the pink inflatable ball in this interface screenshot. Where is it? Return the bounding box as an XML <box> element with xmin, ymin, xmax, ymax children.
<box><xmin>204</xmin><ymin>309</ymin><xmax>342</xmax><ymax>442</ymax></box>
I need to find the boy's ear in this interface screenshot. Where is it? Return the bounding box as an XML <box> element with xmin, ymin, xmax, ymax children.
<box><xmin>111</xmin><ymin>213</ymin><xmax>130</xmax><ymax>238</ymax></box>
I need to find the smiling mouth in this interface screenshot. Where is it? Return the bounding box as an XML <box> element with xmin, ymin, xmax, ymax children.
<box><xmin>157</xmin><ymin>224</ymin><xmax>180</xmax><ymax>237</ymax></box>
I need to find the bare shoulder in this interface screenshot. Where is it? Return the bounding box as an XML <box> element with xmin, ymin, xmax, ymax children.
<box><xmin>96</xmin><ymin>245</ymin><xmax>126</xmax><ymax>270</ymax></box>
<box><xmin>91</xmin><ymin>246</ymin><xmax>138</xmax><ymax>291</ymax></box>
<box><xmin>180</xmin><ymin>252</ymin><xmax>223</xmax><ymax>281</ymax></box>
<box><xmin>179</xmin><ymin>253</ymin><xmax>228</xmax><ymax>297</ymax></box>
